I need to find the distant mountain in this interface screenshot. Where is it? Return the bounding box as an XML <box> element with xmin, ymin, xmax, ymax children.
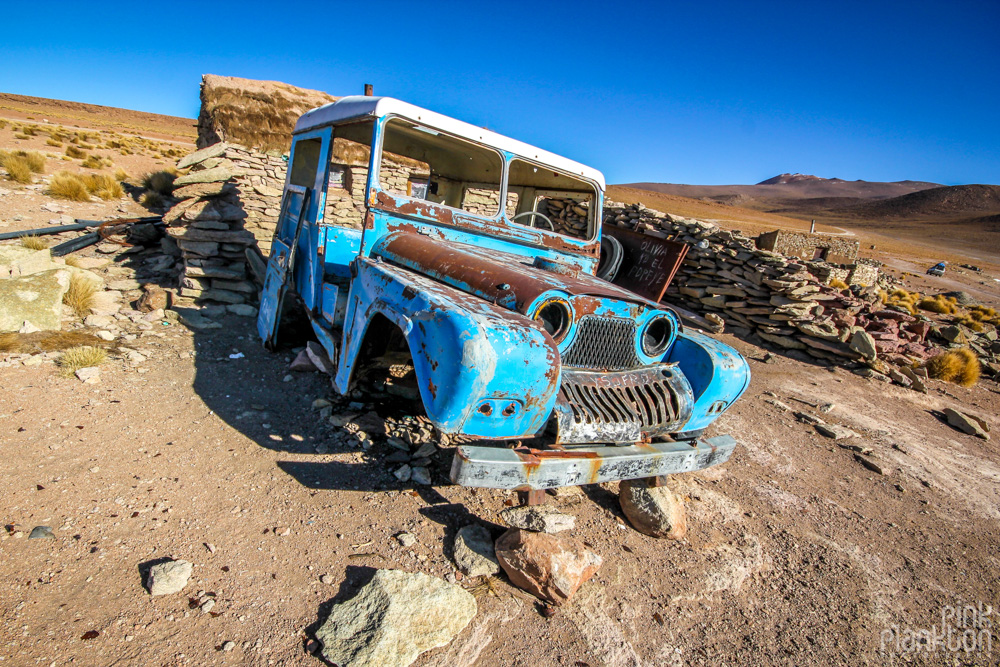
<box><xmin>623</xmin><ymin>175</ymin><xmax>942</xmax><ymax>203</ymax></box>
<box><xmin>836</xmin><ymin>184</ymin><xmax>1000</xmax><ymax>219</ymax></box>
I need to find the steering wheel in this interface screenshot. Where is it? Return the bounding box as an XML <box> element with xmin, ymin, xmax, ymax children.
<box><xmin>512</xmin><ymin>210</ymin><xmax>555</xmax><ymax>231</ymax></box>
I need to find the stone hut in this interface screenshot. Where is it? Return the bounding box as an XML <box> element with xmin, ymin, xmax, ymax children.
<box><xmin>756</xmin><ymin>229</ymin><xmax>859</xmax><ymax>264</ymax></box>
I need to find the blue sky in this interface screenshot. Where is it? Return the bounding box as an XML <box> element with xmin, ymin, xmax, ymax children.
<box><xmin>1</xmin><ymin>0</ymin><xmax>997</xmax><ymax>186</ymax></box>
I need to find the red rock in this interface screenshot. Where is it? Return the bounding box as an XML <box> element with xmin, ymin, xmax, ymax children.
<box><xmin>873</xmin><ymin>340</ymin><xmax>900</xmax><ymax>354</ymax></box>
<box><xmin>904</xmin><ymin>321</ymin><xmax>931</xmax><ymax>340</ymax></box>
<box><xmin>137</xmin><ymin>287</ymin><xmax>168</xmax><ymax>312</ymax></box>
<box><xmin>829</xmin><ymin>310</ymin><xmax>856</xmax><ymax>328</ymax></box>
<box><xmin>901</xmin><ymin>343</ymin><xmax>933</xmax><ymax>359</ymax></box>
<box><xmin>494</xmin><ymin>529</ymin><xmax>602</xmax><ymax>605</ymax></box>
<box><xmin>872</xmin><ymin>309</ymin><xmax>916</xmax><ymax>323</ymax></box>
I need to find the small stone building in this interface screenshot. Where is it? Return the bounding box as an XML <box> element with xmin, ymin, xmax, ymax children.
<box><xmin>756</xmin><ymin>230</ymin><xmax>859</xmax><ymax>265</ymax></box>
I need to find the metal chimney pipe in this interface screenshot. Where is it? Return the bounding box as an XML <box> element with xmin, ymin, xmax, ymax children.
<box><xmin>810</xmin><ymin>219</ymin><xmax>816</xmax><ymax>234</ymax></box>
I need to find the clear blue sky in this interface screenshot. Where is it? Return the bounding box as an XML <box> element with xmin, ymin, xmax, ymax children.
<box><xmin>1</xmin><ymin>0</ymin><xmax>997</xmax><ymax>186</ymax></box>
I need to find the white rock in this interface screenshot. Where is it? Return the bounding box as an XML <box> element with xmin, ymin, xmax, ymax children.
<box><xmin>500</xmin><ymin>505</ymin><xmax>576</xmax><ymax>533</ymax></box>
<box><xmin>452</xmin><ymin>525</ymin><xmax>499</xmax><ymax>577</ymax></box>
<box><xmin>74</xmin><ymin>367</ymin><xmax>100</xmax><ymax>384</ymax></box>
<box><xmin>146</xmin><ymin>559</ymin><xmax>193</xmax><ymax>596</ymax></box>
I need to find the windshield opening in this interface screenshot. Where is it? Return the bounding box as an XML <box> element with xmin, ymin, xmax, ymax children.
<box><xmin>506</xmin><ymin>159</ymin><xmax>597</xmax><ymax>240</ymax></box>
<box><xmin>378</xmin><ymin>118</ymin><xmax>504</xmax><ymax>217</ymax></box>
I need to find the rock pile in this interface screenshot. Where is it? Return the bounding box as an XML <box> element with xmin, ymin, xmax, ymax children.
<box><xmin>539</xmin><ymin>197</ymin><xmax>589</xmax><ymax>239</ymax></box>
<box><xmin>603</xmin><ymin>203</ymin><xmax>1000</xmax><ymax>381</ymax></box>
<box><xmin>163</xmin><ymin>142</ymin><xmax>283</xmax><ymax>307</ymax></box>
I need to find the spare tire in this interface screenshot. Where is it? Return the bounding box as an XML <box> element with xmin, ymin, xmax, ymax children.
<box><xmin>597</xmin><ymin>234</ymin><xmax>624</xmax><ymax>282</ymax></box>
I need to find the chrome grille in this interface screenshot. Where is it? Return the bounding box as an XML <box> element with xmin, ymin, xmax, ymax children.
<box><xmin>552</xmin><ymin>365</ymin><xmax>693</xmax><ymax>443</ymax></box>
<box><xmin>562</xmin><ymin>316</ymin><xmax>639</xmax><ymax>371</ymax></box>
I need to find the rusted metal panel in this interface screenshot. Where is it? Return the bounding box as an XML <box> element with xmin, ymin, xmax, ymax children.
<box><xmin>602</xmin><ymin>225</ymin><xmax>689</xmax><ymax>301</ymax></box>
<box><xmin>450</xmin><ymin>435</ymin><xmax>737</xmax><ymax>490</ymax></box>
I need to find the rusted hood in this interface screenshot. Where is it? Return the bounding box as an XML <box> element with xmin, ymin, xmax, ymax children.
<box><xmin>372</xmin><ymin>231</ymin><xmax>660</xmax><ymax>314</ymax></box>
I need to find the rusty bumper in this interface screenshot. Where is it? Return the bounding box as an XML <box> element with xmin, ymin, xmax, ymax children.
<box><xmin>449</xmin><ymin>435</ymin><xmax>736</xmax><ymax>490</ymax></box>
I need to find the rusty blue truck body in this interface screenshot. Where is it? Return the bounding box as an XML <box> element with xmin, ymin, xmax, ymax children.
<box><xmin>257</xmin><ymin>96</ymin><xmax>749</xmax><ymax>489</ymax></box>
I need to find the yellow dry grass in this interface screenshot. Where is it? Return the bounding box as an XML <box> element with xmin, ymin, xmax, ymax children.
<box><xmin>83</xmin><ymin>173</ymin><xmax>124</xmax><ymax>200</ymax></box>
<box><xmin>63</xmin><ymin>273</ymin><xmax>99</xmax><ymax>317</ymax></box>
<box><xmin>57</xmin><ymin>345</ymin><xmax>108</xmax><ymax>376</ymax></box>
<box><xmin>142</xmin><ymin>169</ymin><xmax>177</xmax><ymax>195</ymax></box>
<box><xmin>918</xmin><ymin>294</ymin><xmax>958</xmax><ymax>314</ymax></box>
<box><xmin>81</xmin><ymin>154</ymin><xmax>113</xmax><ymax>169</ymax></box>
<box><xmin>48</xmin><ymin>171</ymin><xmax>91</xmax><ymax>201</ymax></box>
<box><xmin>829</xmin><ymin>278</ymin><xmax>849</xmax><ymax>290</ymax></box>
<box><xmin>65</xmin><ymin>145</ymin><xmax>87</xmax><ymax>159</ymax></box>
<box><xmin>926</xmin><ymin>349</ymin><xmax>980</xmax><ymax>387</ymax></box>
<box><xmin>19</xmin><ymin>235</ymin><xmax>49</xmax><ymax>251</ymax></box>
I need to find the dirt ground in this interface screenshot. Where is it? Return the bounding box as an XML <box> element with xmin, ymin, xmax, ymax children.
<box><xmin>3</xmin><ymin>103</ymin><xmax>1000</xmax><ymax>667</ymax></box>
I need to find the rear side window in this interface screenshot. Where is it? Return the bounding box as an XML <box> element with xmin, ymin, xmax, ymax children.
<box><xmin>322</xmin><ymin>121</ymin><xmax>375</xmax><ymax>228</ymax></box>
<box><xmin>378</xmin><ymin>118</ymin><xmax>504</xmax><ymax>217</ymax></box>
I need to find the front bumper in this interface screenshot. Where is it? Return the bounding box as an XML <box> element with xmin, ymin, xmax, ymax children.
<box><xmin>449</xmin><ymin>435</ymin><xmax>737</xmax><ymax>490</ymax></box>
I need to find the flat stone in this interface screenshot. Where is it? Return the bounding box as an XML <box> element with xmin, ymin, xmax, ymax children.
<box><xmin>618</xmin><ymin>479</ymin><xmax>687</xmax><ymax>539</ymax></box>
<box><xmin>290</xmin><ymin>350</ymin><xmax>318</xmax><ymax>372</ymax></box>
<box><xmin>316</xmin><ymin>569</ymin><xmax>476</xmax><ymax>667</ymax></box>
<box><xmin>173</xmin><ymin>307</ymin><xmax>221</xmax><ymax>330</ymax></box>
<box><xmin>176</xmin><ymin>143</ymin><xmax>228</xmax><ymax>169</ymax></box>
<box><xmin>305</xmin><ymin>341</ymin><xmax>335</xmax><ymax>374</ymax></box>
<box><xmin>199</xmin><ymin>289</ymin><xmax>245</xmax><ymax>304</ymax></box>
<box><xmin>176</xmin><ymin>240</ymin><xmax>219</xmax><ymax>257</ymax></box>
<box><xmin>226</xmin><ymin>304</ymin><xmax>257</xmax><ymax>317</ymax></box>
<box><xmin>172</xmin><ymin>166</ymin><xmax>234</xmax><ymax>186</ymax></box>
<box><xmin>494</xmin><ymin>528</ymin><xmax>602</xmax><ymax>605</ymax></box>
<box><xmin>88</xmin><ymin>291</ymin><xmax>121</xmax><ymax>317</ymax></box>
<box><xmin>146</xmin><ymin>559</ymin><xmax>193</xmax><ymax>596</ymax></box>
<box><xmin>815</xmin><ymin>423</ymin><xmax>858</xmax><ymax>440</ymax></box>
<box><xmin>75</xmin><ymin>367</ymin><xmax>100</xmax><ymax>384</ymax></box>
<box><xmin>167</xmin><ymin>227</ymin><xmax>255</xmax><ymax>245</ymax></box>
<box><xmin>0</xmin><ymin>269</ymin><xmax>70</xmax><ymax>332</ymax></box>
<box><xmin>410</xmin><ymin>466</ymin><xmax>431</xmax><ymax>485</ymax></box>
<box><xmin>943</xmin><ymin>408</ymin><xmax>990</xmax><ymax>440</ymax></box>
<box><xmin>452</xmin><ymin>525</ymin><xmax>500</xmax><ymax>577</ymax></box>
<box><xmin>499</xmin><ymin>505</ymin><xmax>576</xmax><ymax>534</ymax></box>
<box><xmin>0</xmin><ymin>247</ymin><xmax>55</xmax><ymax>277</ymax></box>
<box><xmin>28</xmin><ymin>526</ymin><xmax>55</xmax><ymax>539</ymax></box>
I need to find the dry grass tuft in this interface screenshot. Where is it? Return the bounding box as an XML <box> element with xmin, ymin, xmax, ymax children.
<box><xmin>19</xmin><ymin>235</ymin><xmax>49</xmax><ymax>251</ymax></box>
<box><xmin>14</xmin><ymin>132</ymin><xmax>30</xmax><ymax>140</ymax></box>
<box><xmin>65</xmin><ymin>145</ymin><xmax>87</xmax><ymax>159</ymax></box>
<box><xmin>140</xmin><ymin>191</ymin><xmax>165</xmax><ymax>208</ymax></box>
<box><xmin>918</xmin><ymin>295</ymin><xmax>958</xmax><ymax>314</ymax></box>
<box><xmin>828</xmin><ymin>278</ymin><xmax>849</xmax><ymax>290</ymax></box>
<box><xmin>48</xmin><ymin>171</ymin><xmax>91</xmax><ymax>201</ymax></box>
<box><xmin>2</xmin><ymin>155</ymin><xmax>33</xmax><ymax>183</ymax></box>
<box><xmin>63</xmin><ymin>256</ymin><xmax>84</xmax><ymax>268</ymax></box>
<box><xmin>57</xmin><ymin>345</ymin><xmax>108</xmax><ymax>376</ymax></box>
<box><xmin>113</xmin><ymin>167</ymin><xmax>129</xmax><ymax>182</ymax></box>
<box><xmin>81</xmin><ymin>155</ymin><xmax>113</xmax><ymax>169</ymax></box>
<box><xmin>63</xmin><ymin>273</ymin><xmax>99</xmax><ymax>317</ymax></box>
<box><xmin>142</xmin><ymin>169</ymin><xmax>177</xmax><ymax>195</ymax></box>
<box><xmin>926</xmin><ymin>349</ymin><xmax>980</xmax><ymax>387</ymax></box>
<box><xmin>885</xmin><ymin>288</ymin><xmax>919</xmax><ymax>315</ymax></box>
<box><xmin>0</xmin><ymin>330</ymin><xmax>107</xmax><ymax>355</ymax></box>
<box><xmin>83</xmin><ymin>173</ymin><xmax>124</xmax><ymax>200</ymax></box>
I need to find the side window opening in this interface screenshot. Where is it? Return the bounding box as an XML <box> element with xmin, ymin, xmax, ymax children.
<box><xmin>289</xmin><ymin>138</ymin><xmax>322</xmax><ymax>188</ymax></box>
<box><xmin>322</xmin><ymin>120</ymin><xmax>375</xmax><ymax>229</ymax></box>
<box><xmin>507</xmin><ymin>159</ymin><xmax>597</xmax><ymax>240</ymax></box>
<box><xmin>378</xmin><ymin>118</ymin><xmax>503</xmax><ymax>218</ymax></box>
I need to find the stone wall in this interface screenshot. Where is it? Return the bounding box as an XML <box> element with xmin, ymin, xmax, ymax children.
<box><xmin>602</xmin><ymin>202</ymin><xmax>995</xmax><ymax>384</ymax></box>
<box><xmin>757</xmin><ymin>230</ymin><xmax>860</xmax><ymax>264</ymax></box>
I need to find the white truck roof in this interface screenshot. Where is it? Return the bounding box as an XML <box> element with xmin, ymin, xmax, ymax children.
<box><xmin>294</xmin><ymin>96</ymin><xmax>605</xmax><ymax>190</ymax></box>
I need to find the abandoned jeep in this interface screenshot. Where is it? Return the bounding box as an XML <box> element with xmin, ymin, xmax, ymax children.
<box><xmin>258</xmin><ymin>96</ymin><xmax>750</xmax><ymax>490</ymax></box>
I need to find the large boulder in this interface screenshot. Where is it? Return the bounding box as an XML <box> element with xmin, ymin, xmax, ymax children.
<box><xmin>494</xmin><ymin>528</ymin><xmax>602</xmax><ymax>605</ymax></box>
<box><xmin>0</xmin><ymin>269</ymin><xmax>70</xmax><ymax>332</ymax></box>
<box><xmin>0</xmin><ymin>247</ymin><xmax>55</xmax><ymax>278</ymax></box>
<box><xmin>618</xmin><ymin>479</ymin><xmax>688</xmax><ymax>540</ymax></box>
<box><xmin>316</xmin><ymin>570</ymin><xmax>476</xmax><ymax>667</ymax></box>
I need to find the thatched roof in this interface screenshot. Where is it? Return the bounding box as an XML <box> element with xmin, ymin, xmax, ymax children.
<box><xmin>197</xmin><ymin>74</ymin><xmax>337</xmax><ymax>153</ymax></box>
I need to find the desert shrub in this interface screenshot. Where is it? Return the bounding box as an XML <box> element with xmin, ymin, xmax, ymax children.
<box><xmin>48</xmin><ymin>171</ymin><xmax>90</xmax><ymax>201</ymax></box>
<box><xmin>13</xmin><ymin>150</ymin><xmax>46</xmax><ymax>173</ymax></box>
<box><xmin>83</xmin><ymin>173</ymin><xmax>124</xmax><ymax>200</ymax></box>
<box><xmin>829</xmin><ymin>278</ymin><xmax>849</xmax><ymax>290</ymax></box>
<box><xmin>113</xmin><ymin>167</ymin><xmax>129</xmax><ymax>182</ymax></box>
<box><xmin>1</xmin><ymin>155</ymin><xmax>33</xmax><ymax>183</ymax></box>
<box><xmin>57</xmin><ymin>345</ymin><xmax>107</xmax><ymax>376</ymax></box>
<box><xmin>78</xmin><ymin>142</ymin><xmax>95</xmax><ymax>150</ymax></box>
<box><xmin>81</xmin><ymin>155</ymin><xmax>112</xmax><ymax>169</ymax></box>
<box><xmin>955</xmin><ymin>316</ymin><xmax>984</xmax><ymax>333</ymax></box>
<box><xmin>65</xmin><ymin>145</ymin><xmax>87</xmax><ymax>159</ymax></box>
<box><xmin>0</xmin><ymin>119</ymin><xmax>6</xmax><ymax>129</ymax></box>
<box><xmin>142</xmin><ymin>169</ymin><xmax>177</xmax><ymax>195</ymax></box>
<box><xmin>63</xmin><ymin>273</ymin><xmax>99</xmax><ymax>317</ymax></box>
<box><xmin>14</xmin><ymin>132</ymin><xmax>29</xmax><ymax>140</ymax></box>
<box><xmin>19</xmin><ymin>235</ymin><xmax>49</xmax><ymax>250</ymax></box>
<box><xmin>140</xmin><ymin>191</ymin><xmax>165</xmax><ymax>208</ymax></box>
<box><xmin>46</xmin><ymin>138</ymin><xmax>62</xmax><ymax>147</ymax></box>
<box><xmin>21</xmin><ymin>126</ymin><xmax>38</xmax><ymax>136</ymax></box>
<box><xmin>886</xmin><ymin>288</ymin><xmax>919</xmax><ymax>315</ymax></box>
<box><xmin>926</xmin><ymin>349</ymin><xmax>980</xmax><ymax>387</ymax></box>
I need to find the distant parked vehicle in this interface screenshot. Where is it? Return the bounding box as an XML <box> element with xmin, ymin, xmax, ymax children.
<box><xmin>927</xmin><ymin>262</ymin><xmax>946</xmax><ymax>277</ymax></box>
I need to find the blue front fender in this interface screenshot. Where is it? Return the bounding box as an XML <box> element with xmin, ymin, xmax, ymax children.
<box><xmin>336</xmin><ymin>258</ymin><xmax>560</xmax><ymax>437</ymax></box>
<box><xmin>667</xmin><ymin>329</ymin><xmax>750</xmax><ymax>434</ymax></box>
